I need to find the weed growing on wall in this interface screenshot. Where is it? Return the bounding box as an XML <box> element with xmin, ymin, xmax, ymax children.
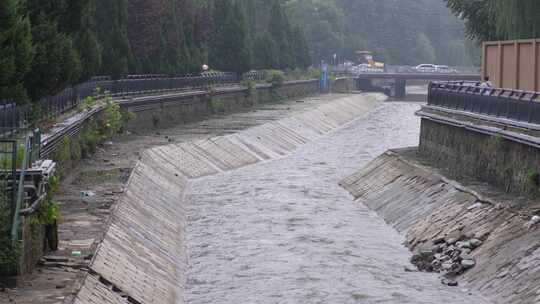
<box><xmin>0</xmin><ymin>184</ymin><xmax>21</xmax><ymax>276</ymax></box>
<box><xmin>53</xmin><ymin>136</ymin><xmax>71</xmax><ymax>177</ymax></box>
<box><xmin>100</xmin><ymin>95</ymin><xmax>123</xmax><ymax>138</ymax></box>
<box><xmin>210</xmin><ymin>98</ymin><xmax>226</xmax><ymax>114</ymax></box>
<box><xmin>266</xmin><ymin>70</ymin><xmax>285</xmax><ymax>102</ymax></box>
<box><xmin>79</xmin><ymin>96</ymin><xmax>95</xmax><ymax>112</ymax></box>
<box><xmin>525</xmin><ymin>169</ymin><xmax>540</xmax><ymax>195</ymax></box>
<box><xmin>241</xmin><ymin>80</ymin><xmax>257</xmax><ymax>98</ymax></box>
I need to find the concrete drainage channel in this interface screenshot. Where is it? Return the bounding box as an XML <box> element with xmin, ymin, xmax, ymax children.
<box><xmin>70</xmin><ymin>94</ymin><xmax>387</xmax><ymax>304</ymax></box>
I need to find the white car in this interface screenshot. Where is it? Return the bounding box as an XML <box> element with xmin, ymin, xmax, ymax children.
<box><xmin>435</xmin><ymin>65</ymin><xmax>458</xmax><ymax>73</ymax></box>
<box><xmin>415</xmin><ymin>64</ymin><xmax>437</xmax><ymax>73</ymax></box>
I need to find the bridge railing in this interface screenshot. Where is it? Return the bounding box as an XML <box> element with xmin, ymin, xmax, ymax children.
<box><xmin>428</xmin><ymin>81</ymin><xmax>540</xmax><ymax>124</ymax></box>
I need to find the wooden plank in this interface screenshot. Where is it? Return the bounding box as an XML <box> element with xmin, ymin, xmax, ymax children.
<box><xmin>535</xmin><ymin>39</ymin><xmax>539</xmax><ymax>92</ymax></box>
<box><xmin>515</xmin><ymin>41</ymin><xmax>520</xmax><ymax>89</ymax></box>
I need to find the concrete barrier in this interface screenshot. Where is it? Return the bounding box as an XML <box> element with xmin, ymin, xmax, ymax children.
<box><xmin>122</xmin><ymin>80</ymin><xmax>320</xmax><ymax>131</ymax></box>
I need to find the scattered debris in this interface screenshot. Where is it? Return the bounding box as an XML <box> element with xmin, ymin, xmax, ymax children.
<box><xmin>103</xmin><ymin>141</ymin><xmax>114</xmax><ymax>146</ymax></box>
<box><xmin>404</xmin><ymin>265</ymin><xmax>418</xmax><ymax>272</ymax></box>
<box><xmin>525</xmin><ymin>215</ymin><xmax>540</xmax><ymax>229</ymax></box>
<box><xmin>467</xmin><ymin>202</ymin><xmax>482</xmax><ymax>210</ymax></box>
<box><xmin>441</xmin><ymin>278</ymin><xmax>458</xmax><ymax>287</ymax></box>
<box><xmin>71</xmin><ymin>251</ymin><xmax>82</xmax><ymax>258</ymax></box>
<box><xmin>80</xmin><ymin>191</ymin><xmax>96</xmax><ymax>197</ymax></box>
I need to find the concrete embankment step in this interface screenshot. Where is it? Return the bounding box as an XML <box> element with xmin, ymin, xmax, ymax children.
<box><xmin>340</xmin><ymin>150</ymin><xmax>540</xmax><ymax>304</ymax></box>
<box><xmin>71</xmin><ymin>93</ymin><xmax>385</xmax><ymax>304</ymax></box>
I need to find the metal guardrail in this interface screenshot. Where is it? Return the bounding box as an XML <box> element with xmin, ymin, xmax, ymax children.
<box><xmin>0</xmin><ymin>101</ymin><xmax>30</xmax><ymax>137</ymax></box>
<box><xmin>428</xmin><ymin>81</ymin><xmax>540</xmax><ymax>124</ymax></box>
<box><xmin>333</xmin><ymin>65</ymin><xmax>480</xmax><ymax>76</ymax></box>
<box><xmin>1</xmin><ymin>71</ymin><xmax>265</xmax><ymax>135</ymax></box>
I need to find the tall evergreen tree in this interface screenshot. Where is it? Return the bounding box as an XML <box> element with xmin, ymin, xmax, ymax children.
<box><xmin>25</xmin><ymin>0</ymin><xmax>82</xmax><ymax>100</ymax></box>
<box><xmin>292</xmin><ymin>26</ymin><xmax>311</xmax><ymax>69</ymax></box>
<box><xmin>95</xmin><ymin>0</ymin><xmax>132</xmax><ymax>77</ymax></box>
<box><xmin>0</xmin><ymin>0</ymin><xmax>33</xmax><ymax>103</ymax></box>
<box><xmin>253</xmin><ymin>32</ymin><xmax>278</xmax><ymax>69</ymax></box>
<box><xmin>269</xmin><ymin>1</ymin><xmax>294</xmax><ymax>69</ymax></box>
<box><xmin>67</xmin><ymin>0</ymin><xmax>101</xmax><ymax>79</ymax></box>
<box><xmin>208</xmin><ymin>0</ymin><xmax>251</xmax><ymax>75</ymax></box>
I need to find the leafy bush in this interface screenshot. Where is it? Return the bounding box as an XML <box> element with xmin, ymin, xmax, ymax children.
<box><xmin>100</xmin><ymin>95</ymin><xmax>123</xmax><ymax>138</ymax></box>
<box><xmin>266</xmin><ymin>70</ymin><xmax>285</xmax><ymax>87</ymax></box>
<box><xmin>241</xmin><ymin>80</ymin><xmax>257</xmax><ymax>97</ymax></box>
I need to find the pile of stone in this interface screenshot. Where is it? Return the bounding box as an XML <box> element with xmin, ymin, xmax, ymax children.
<box><xmin>410</xmin><ymin>233</ymin><xmax>483</xmax><ymax>286</ymax></box>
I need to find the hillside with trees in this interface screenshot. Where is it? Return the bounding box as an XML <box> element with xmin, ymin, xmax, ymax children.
<box><xmin>1</xmin><ymin>0</ymin><xmax>475</xmax><ymax>105</ymax></box>
<box><xmin>287</xmin><ymin>0</ymin><xmax>477</xmax><ymax>67</ymax></box>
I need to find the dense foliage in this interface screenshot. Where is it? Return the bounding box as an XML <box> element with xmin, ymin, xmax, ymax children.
<box><xmin>0</xmin><ymin>0</ymin><xmax>311</xmax><ymax>104</ymax></box>
<box><xmin>445</xmin><ymin>0</ymin><xmax>540</xmax><ymax>41</ymax></box>
<box><xmin>1</xmin><ymin>0</ymin><xmax>475</xmax><ymax>105</ymax></box>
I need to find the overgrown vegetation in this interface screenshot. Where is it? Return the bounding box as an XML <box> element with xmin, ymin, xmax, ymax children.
<box><xmin>266</xmin><ymin>70</ymin><xmax>285</xmax><ymax>102</ymax></box>
<box><xmin>3</xmin><ymin>0</ymin><xmax>478</xmax><ymax>105</ymax></box>
<box><xmin>525</xmin><ymin>169</ymin><xmax>540</xmax><ymax>194</ymax></box>
<box><xmin>0</xmin><ymin>186</ymin><xmax>20</xmax><ymax>276</ymax></box>
<box><xmin>55</xmin><ymin>93</ymin><xmax>129</xmax><ymax>173</ymax></box>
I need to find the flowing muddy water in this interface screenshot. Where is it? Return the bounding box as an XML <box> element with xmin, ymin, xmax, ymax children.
<box><xmin>184</xmin><ymin>101</ymin><xmax>490</xmax><ymax>303</ymax></box>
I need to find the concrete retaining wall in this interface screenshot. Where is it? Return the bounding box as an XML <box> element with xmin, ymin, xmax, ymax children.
<box><xmin>73</xmin><ymin>149</ymin><xmax>188</xmax><ymax>304</ymax></box>
<box><xmin>72</xmin><ymin>93</ymin><xmax>384</xmax><ymax>304</ymax></box>
<box><xmin>419</xmin><ymin>118</ymin><xmax>540</xmax><ymax>196</ymax></box>
<box><xmin>122</xmin><ymin>80</ymin><xmax>320</xmax><ymax>131</ymax></box>
<box><xmin>341</xmin><ymin>150</ymin><xmax>540</xmax><ymax>304</ymax></box>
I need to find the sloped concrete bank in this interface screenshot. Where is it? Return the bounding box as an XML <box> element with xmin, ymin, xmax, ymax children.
<box><xmin>71</xmin><ymin>94</ymin><xmax>385</xmax><ymax>304</ymax></box>
<box><xmin>340</xmin><ymin>150</ymin><xmax>540</xmax><ymax>304</ymax></box>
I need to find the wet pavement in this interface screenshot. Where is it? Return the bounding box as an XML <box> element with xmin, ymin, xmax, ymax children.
<box><xmin>184</xmin><ymin>102</ymin><xmax>490</xmax><ymax>303</ymax></box>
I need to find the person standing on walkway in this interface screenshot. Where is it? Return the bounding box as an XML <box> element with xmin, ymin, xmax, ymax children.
<box><xmin>480</xmin><ymin>76</ymin><xmax>493</xmax><ymax>88</ymax></box>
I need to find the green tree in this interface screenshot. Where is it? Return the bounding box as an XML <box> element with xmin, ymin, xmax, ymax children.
<box><xmin>0</xmin><ymin>0</ymin><xmax>33</xmax><ymax>103</ymax></box>
<box><xmin>95</xmin><ymin>0</ymin><xmax>132</xmax><ymax>77</ymax></box>
<box><xmin>445</xmin><ymin>0</ymin><xmax>540</xmax><ymax>40</ymax></box>
<box><xmin>269</xmin><ymin>1</ymin><xmax>294</xmax><ymax>69</ymax></box>
<box><xmin>25</xmin><ymin>12</ymin><xmax>81</xmax><ymax>100</ymax></box>
<box><xmin>253</xmin><ymin>32</ymin><xmax>277</xmax><ymax>69</ymax></box>
<box><xmin>208</xmin><ymin>0</ymin><xmax>251</xmax><ymax>75</ymax></box>
<box><xmin>292</xmin><ymin>26</ymin><xmax>311</xmax><ymax>69</ymax></box>
<box><xmin>67</xmin><ymin>0</ymin><xmax>101</xmax><ymax>79</ymax></box>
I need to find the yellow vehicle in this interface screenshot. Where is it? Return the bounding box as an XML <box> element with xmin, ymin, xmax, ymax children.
<box><xmin>356</xmin><ymin>51</ymin><xmax>385</xmax><ymax>70</ymax></box>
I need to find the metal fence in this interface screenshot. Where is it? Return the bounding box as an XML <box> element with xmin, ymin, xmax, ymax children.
<box><xmin>428</xmin><ymin>81</ymin><xmax>540</xmax><ymax>124</ymax></box>
<box><xmin>0</xmin><ymin>129</ymin><xmax>42</xmax><ymax>240</ymax></box>
<box><xmin>0</xmin><ymin>71</ymin><xmax>249</xmax><ymax>135</ymax></box>
<box><xmin>0</xmin><ymin>101</ymin><xmax>30</xmax><ymax>137</ymax></box>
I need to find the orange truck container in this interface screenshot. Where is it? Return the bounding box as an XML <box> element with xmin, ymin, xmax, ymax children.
<box><xmin>482</xmin><ymin>39</ymin><xmax>540</xmax><ymax>91</ymax></box>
